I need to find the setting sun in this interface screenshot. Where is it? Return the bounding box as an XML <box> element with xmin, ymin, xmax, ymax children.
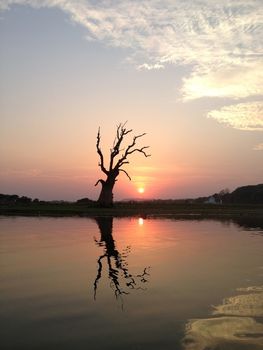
<box><xmin>138</xmin><ymin>187</ymin><xmax>145</xmax><ymax>194</ymax></box>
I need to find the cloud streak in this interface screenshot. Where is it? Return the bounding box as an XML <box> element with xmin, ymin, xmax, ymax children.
<box><xmin>208</xmin><ymin>101</ymin><xmax>263</xmax><ymax>131</ymax></box>
<box><xmin>253</xmin><ymin>143</ymin><xmax>263</xmax><ymax>150</ymax></box>
<box><xmin>1</xmin><ymin>0</ymin><xmax>263</xmax><ymax>130</ymax></box>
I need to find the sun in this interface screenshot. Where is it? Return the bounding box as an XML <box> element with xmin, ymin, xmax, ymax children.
<box><xmin>138</xmin><ymin>187</ymin><xmax>145</xmax><ymax>194</ymax></box>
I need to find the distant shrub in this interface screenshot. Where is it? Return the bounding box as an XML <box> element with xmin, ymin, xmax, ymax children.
<box><xmin>16</xmin><ymin>196</ymin><xmax>32</xmax><ymax>204</ymax></box>
<box><xmin>76</xmin><ymin>198</ymin><xmax>96</xmax><ymax>206</ymax></box>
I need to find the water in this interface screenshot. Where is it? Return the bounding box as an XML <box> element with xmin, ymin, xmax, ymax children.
<box><xmin>0</xmin><ymin>216</ymin><xmax>263</xmax><ymax>350</ymax></box>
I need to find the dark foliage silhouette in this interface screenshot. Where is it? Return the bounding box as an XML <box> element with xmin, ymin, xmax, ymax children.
<box><xmin>223</xmin><ymin>184</ymin><xmax>263</xmax><ymax>204</ymax></box>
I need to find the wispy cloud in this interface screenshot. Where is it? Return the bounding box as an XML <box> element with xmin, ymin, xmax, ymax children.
<box><xmin>253</xmin><ymin>143</ymin><xmax>263</xmax><ymax>150</ymax></box>
<box><xmin>208</xmin><ymin>101</ymin><xmax>263</xmax><ymax>131</ymax></box>
<box><xmin>0</xmin><ymin>168</ymin><xmax>42</xmax><ymax>177</ymax></box>
<box><xmin>137</xmin><ymin>63</ymin><xmax>164</xmax><ymax>71</ymax></box>
<box><xmin>0</xmin><ymin>167</ymin><xmax>92</xmax><ymax>179</ymax></box>
<box><xmin>1</xmin><ymin>0</ymin><xmax>263</xmax><ymax>129</ymax></box>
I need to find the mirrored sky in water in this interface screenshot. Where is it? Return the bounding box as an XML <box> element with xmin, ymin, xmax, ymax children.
<box><xmin>0</xmin><ymin>217</ymin><xmax>263</xmax><ymax>349</ymax></box>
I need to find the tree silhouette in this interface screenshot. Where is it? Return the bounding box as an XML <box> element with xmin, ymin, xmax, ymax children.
<box><xmin>95</xmin><ymin>122</ymin><xmax>150</xmax><ymax>207</ymax></box>
<box><xmin>93</xmin><ymin>217</ymin><xmax>150</xmax><ymax>307</ymax></box>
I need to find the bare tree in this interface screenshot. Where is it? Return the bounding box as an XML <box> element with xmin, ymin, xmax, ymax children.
<box><xmin>95</xmin><ymin>122</ymin><xmax>150</xmax><ymax>207</ymax></box>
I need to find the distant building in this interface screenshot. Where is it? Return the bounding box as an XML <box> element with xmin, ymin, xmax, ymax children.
<box><xmin>205</xmin><ymin>195</ymin><xmax>222</xmax><ymax>204</ymax></box>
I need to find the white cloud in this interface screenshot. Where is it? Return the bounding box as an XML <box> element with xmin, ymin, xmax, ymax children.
<box><xmin>253</xmin><ymin>143</ymin><xmax>263</xmax><ymax>150</ymax></box>
<box><xmin>181</xmin><ymin>62</ymin><xmax>263</xmax><ymax>101</ymax></box>
<box><xmin>137</xmin><ymin>63</ymin><xmax>164</xmax><ymax>71</ymax></box>
<box><xmin>208</xmin><ymin>101</ymin><xmax>263</xmax><ymax>131</ymax></box>
<box><xmin>1</xmin><ymin>0</ymin><xmax>263</xmax><ymax>111</ymax></box>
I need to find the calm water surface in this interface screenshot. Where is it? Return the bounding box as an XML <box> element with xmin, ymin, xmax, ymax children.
<box><xmin>1</xmin><ymin>216</ymin><xmax>263</xmax><ymax>349</ymax></box>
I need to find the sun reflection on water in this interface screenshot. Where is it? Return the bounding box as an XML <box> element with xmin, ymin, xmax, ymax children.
<box><xmin>138</xmin><ymin>218</ymin><xmax>144</xmax><ymax>226</ymax></box>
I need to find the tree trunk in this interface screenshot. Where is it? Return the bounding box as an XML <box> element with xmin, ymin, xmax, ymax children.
<box><xmin>97</xmin><ymin>171</ymin><xmax>118</xmax><ymax>207</ymax></box>
<box><xmin>98</xmin><ymin>183</ymin><xmax>114</xmax><ymax>207</ymax></box>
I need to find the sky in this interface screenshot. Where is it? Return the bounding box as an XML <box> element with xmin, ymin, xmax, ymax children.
<box><xmin>0</xmin><ymin>0</ymin><xmax>262</xmax><ymax>201</ymax></box>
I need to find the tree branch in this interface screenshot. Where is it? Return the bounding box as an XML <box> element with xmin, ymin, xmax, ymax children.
<box><xmin>96</xmin><ymin>127</ymin><xmax>109</xmax><ymax>175</ymax></box>
<box><xmin>115</xmin><ymin>133</ymin><xmax>151</xmax><ymax>170</ymax></box>
<box><xmin>109</xmin><ymin>123</ymin><xmax>132</xmax><ymax>170</ymax></box>
<box><xmin>119</xmin><ymin>169</ymin><xmax>131</xmax><ymax>181</ymax></box>
<box><xmin>95</xmin><ymin>179</ymin><xmax>105</xmax><ymax>187</ymax></box>
<box><xmin>94</xmin><ymin>254</ymin><xmax>107</xmax><ymax>300</ymax></box>
<box><xmin>95</xmin><ymin>123</ymin><xmax>150</xmax><ymax>197</ymax></box>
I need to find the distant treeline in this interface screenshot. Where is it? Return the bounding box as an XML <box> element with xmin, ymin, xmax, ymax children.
<box><xmin>223</xmin><ymin>184</ymin><xmax>263</xmax><ymax>204</ymax></box>
<box><xmin>0</xmin><ymin>194</ymin><xmax>95</xmax><ymax>206</ymax></box>
<box><xmin>0</xmin><ymin>184</ymin><xmax>262</xmax><ymax>205</ymax></box>
<box><xmin>0</xmin><ymin>194</ymin><xmax>35</xmax><ymax>205</ymax></box>
<box><xmin>202</xmin><ymin>184</ymin><xmax>263</xmax><ymax>204</ymax></box>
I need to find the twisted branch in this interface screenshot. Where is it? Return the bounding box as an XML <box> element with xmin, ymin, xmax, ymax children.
<box><xmin>96</xmin><ymin>127</ymin><xmax>108</xmax><ymax>175</ymax></box>
<box><xmin>115</xmin><ymin>133</ymin><xmax>151</xmax><ymax>170</ymax></box>
<box><xmin>96</xmin><ymin>122</ymin><xmax>150</xmax><ymax>183</ymax></box>
<box><xmin>109</xmin><ymin>122</ymin><xmax>132</xmax><ymax>170</ymax></box>
<box><xmin>119</xmin><ymin>169</ymin><xmax>131</xmax><ymax>181</ymax></box>
<box><xmin>95</xmin><ymin>179</ymin><xmax>105</xmax><ymax>187</ymax></box>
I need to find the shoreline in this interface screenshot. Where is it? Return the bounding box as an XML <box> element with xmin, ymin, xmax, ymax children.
<box><xmin>1</xmin><ymin>203</ymin><xmax>263</xmax><ymax>219</ymax></box>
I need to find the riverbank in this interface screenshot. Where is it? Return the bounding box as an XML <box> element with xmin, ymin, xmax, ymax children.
<box><xmin>1</xmin><ymin>201</ymin><xmax>263</xmax><ymax>219</ymax></box>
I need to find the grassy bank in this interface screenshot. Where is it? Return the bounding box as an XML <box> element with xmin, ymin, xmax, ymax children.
<box><xmin>1</xmin><ymin>201</ymin><xmax>263</xmax><ymax>218</ymax></box>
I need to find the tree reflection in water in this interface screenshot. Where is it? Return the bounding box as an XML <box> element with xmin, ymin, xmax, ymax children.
<box><xmin>93</xmin><ymin>217</ymin><xmax>150</xmax><ymax>305</ymax></box>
